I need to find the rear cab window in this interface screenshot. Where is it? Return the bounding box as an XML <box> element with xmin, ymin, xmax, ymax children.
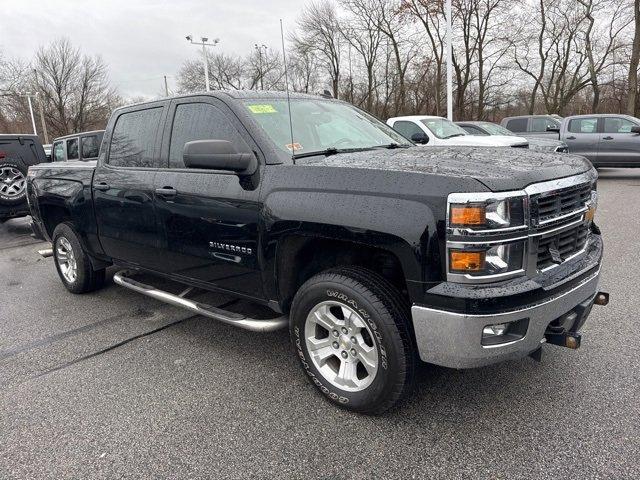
<box><xmin>392</xmin><ymin>121</ymin><xmax>424</xmax><ymax>140</ymax></box>
<box><xmin>108</xmin><ymin>107</ymin><xmax>164</xmax><ymax>168</ymax></box>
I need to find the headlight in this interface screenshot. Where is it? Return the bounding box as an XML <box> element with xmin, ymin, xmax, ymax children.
<box><xmin>449</xmin><ymin>197</ymin><xmax>525</xmax><ymax>230</ymax></box>
<box><xmin>448</xmin><ymin>241</ymin><xmax>525</xmax><ymax>278</ymax></box>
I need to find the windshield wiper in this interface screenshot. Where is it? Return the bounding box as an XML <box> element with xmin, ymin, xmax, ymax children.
<box><xmin>292</xmin><ymin>146</ymin><xmax>375</xmax><ymax>160</ymax></box>
<box><xmin>372</xmin><ymin>143</ymin><xmax>411</xmax><ymax>149</ymax></box>
<box><xmin>443</xmin><ymin>133</ymin><xmax>465</xmax><ymax>139</ymax></box>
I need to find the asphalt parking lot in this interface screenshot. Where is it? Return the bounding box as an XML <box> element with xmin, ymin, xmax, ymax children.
<box><xmin>0</xmin><ymin>168</ymin><xmax>638</xmax><ymax>479</ymax></box>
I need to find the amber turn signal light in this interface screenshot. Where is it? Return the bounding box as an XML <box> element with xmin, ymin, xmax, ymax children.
<box><xmin>449</xmin><ymin>250</ymin><xmax>486</xmax><ymax>272</ymax></box>
<box><xmin>450</xmin><ymin>205</ymin><xmax>486</xmax><ymax>226</ymax></box>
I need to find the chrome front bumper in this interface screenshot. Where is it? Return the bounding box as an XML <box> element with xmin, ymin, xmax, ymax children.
<box><xmin>411</xmin><ymin>267</ymin><xmax>600</xmax><ymax>369</ymax></box>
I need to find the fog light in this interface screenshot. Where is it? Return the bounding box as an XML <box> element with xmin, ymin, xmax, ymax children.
<box><xmin>483</xmin><ymin>323</ymin><xmax>508</xmax><ymax>337</ymax></box>
<box><xmin>481</xmin><ymin>318</ymin><xmax>529</xmax><ymax>346</ymax></box>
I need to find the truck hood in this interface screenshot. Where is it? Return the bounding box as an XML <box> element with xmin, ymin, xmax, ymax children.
<box><xmin>303</xmin><ymin>146</ymin><xmax>593</xmax><ymax>192</ymax></box>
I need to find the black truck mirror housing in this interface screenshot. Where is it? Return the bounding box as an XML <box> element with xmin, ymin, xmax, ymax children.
<box><xmin>183</xmin><ymin>140</ymin><xmax>257</xmax><ymax>175</ymax></box>
<box><xmin>411</xmin><ymin>132</ymin><xmax>429</xmax><ymax>144</ymax></box>
<box><xmin>630</xmin><ymin>126</ymin><xmax>640</xmax><ymax>134</ymax></box>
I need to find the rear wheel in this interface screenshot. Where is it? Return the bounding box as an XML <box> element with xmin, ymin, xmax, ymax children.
<box><xmin>52</xmin><ymin>222</ymin><xmax>105</xmax><ymax>294</ymax></box>
<box><xmin>290</xmin><ymin>267</ymin><xmax>414</xmax><ymax>414</ymax></box>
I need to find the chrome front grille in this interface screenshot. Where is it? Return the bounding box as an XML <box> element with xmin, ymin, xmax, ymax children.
<box><xmin>533</xmin><ymin>182</ymin><xmax>591</xmax><ymax>224</ymax></box>
<box><xmin>536</xmin><ymin>224</ymin><xmax>589</xmax><ymax>270</ymax></box>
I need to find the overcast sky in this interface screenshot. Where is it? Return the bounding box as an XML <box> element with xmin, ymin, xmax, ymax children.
<box><xmin>2</xmin><ymin>0</ymin><xmax>304</xmax><ymax>97</ymax></box>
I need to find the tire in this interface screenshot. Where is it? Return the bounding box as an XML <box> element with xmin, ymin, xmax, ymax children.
<box><xmin>52</xmin><ymin>222</ymin><xmax>105</xmax><ymax>294</ymax></box>
<box><xmin>290</xmin><ymin>266</ymin><xmax>415</xmax><ymax>414</ymax></box>
<box><xmin>0</xmin><ymin>162</ymin><xmax>28</xmax><ymax>206</ymax></box>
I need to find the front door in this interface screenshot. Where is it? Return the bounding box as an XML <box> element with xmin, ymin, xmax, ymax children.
<box><xmin>153</xmin><ymin>98</ymin><xmax>265</xmax><ymax>300</ymax></box>
<box><xmin>563</xmin><ymin>117</ymin><xmax>600</xmax><ymax>163</ymax></box>
<box><xmin>598</xmin><ymin>116</ymin><xmax>640</xmax><ymax>166</ymax></box>
<box><xmin>93</xmin><ymin>104</ymin><xmax>167</xmax><ymax>270</ymax></box>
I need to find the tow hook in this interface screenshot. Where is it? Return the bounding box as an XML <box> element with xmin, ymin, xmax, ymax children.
<box><xmin>546</xmin><ymin>332</ymin><xmax>582</xmax><ymax>350</ymax></box>
<box><xmin>594</xmin><ymin>291</ymin><xmax>609</xmax><ymax>306</ymax></box>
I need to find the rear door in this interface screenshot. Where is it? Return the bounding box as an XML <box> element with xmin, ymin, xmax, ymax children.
<box><xmin>153</xmin><ymin>97</ymin><xmax>265</xmax><ymax>299</ymax></box>
<box><xmin>598</xmin><ymin>117</ymin><xmax>640</xmax><ymax>166</ymax></box>
<box><xmin>93</xmin><ymin>104</ymin><xmax>168</xmax><ymax>269</ymax></box>
<box><xmin>563</xmin><ymin>117</ymin><xmax>600</xmax><ymax>162</ymax></box>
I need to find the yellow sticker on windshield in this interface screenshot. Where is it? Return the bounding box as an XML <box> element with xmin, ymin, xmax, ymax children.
<box><xmin>248</xmin><ymin>104</ymin><xmax>277</xmax><ymax>114</ymax></box>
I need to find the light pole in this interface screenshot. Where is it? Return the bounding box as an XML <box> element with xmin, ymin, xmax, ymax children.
<box><xmin>254</xmin><ymin>44</ymin><xmax>267</xmax><ymax>90</ymax></box>
<box><xmin>33</xmin><ymin>70</ymin><xmax>49</xmax><ymax>143</ymax></box>
<box><xmin>19</xmin><ymin>92</ymin><xmax>38</xmax><ymax>135</ymax></box>
<box><xmin>445</xmin><ymin>0</ymin><xmax>453</xmax><ymax>121</ymax></box>
<box><xmin>186</xmin><ymin>35</ymin><xmax>219</xmax><ymax>92</ymax></box>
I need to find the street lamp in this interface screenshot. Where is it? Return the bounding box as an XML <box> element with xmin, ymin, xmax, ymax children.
<box><xmin>254</xmin><ymin>44</ymin><xmax>268</xmax><ymax>90</ymax></box>
<box><xmin>19</xmin><ymin>92</ymin><xmax>38</xmax><ymax>135</ymax></box>
<box><xmin>186</xmin><ymin>35</ymin><xmax>220</xmax><ymax>92</ymax></box>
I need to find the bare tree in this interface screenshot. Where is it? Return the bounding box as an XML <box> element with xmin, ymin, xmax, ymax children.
<box><xmin>295</xmin><ymin>1</ymin><xmax>342</xmax><ymax>98</ymax></box>
<box><xmin>33</xmin><ymin>38</ymin><xmax>117</xmax><ymax>137</ymax></box>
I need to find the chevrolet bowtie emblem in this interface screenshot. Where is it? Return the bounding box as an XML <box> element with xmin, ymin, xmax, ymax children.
<box><xmin>548</xmin><ymin>246</ymin><xmax>563</xmax><ymax>264</ymax></box>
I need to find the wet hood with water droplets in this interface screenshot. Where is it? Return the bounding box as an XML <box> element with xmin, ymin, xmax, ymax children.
<box><xmin>303</xmin><ymin>146</ymin><xmax>593</xmax><ymax>192</ymax></box>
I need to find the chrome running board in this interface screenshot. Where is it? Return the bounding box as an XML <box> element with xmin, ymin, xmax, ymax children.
<box><xmin>113</xmin><ymin>269</ymin><xmax>288</xmax><ymax>333</ymax></box>
<box><xmin>38</xmin><ymin>247</ymin><xmax>53</xmax><ymax>258</ymax></box>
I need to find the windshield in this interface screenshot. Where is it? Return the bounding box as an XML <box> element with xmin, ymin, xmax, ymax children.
<box><xmin>243</xmin><ymin>98</ymin><xmax>410</xmax><ymax>157</ymax></box>
<box><xmin>420</xmin><ymin>118</ymin><xmax>468</xmax><ymax>139</ymax></box>
<box><xmin>478</xmin><ymin>122</ymin><xmax>516</xmax><ymax>136</ymax></box>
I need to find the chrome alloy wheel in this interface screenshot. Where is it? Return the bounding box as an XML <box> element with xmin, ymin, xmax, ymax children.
<box><xmin>0</xmin><ymin>167</ymin><xmax>26</xmax><ymax>197</ymax></box>
<box><xmin>56</xmin><ymin>237</ymin><xmax>77</xmax><ymax>283</ymax></box>
<box><xmin>304</xmin><ymin>301</ymin><xmax>379</xmax><ymax>392</ymax></box>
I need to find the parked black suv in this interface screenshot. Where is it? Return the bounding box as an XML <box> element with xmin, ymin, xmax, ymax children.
<box><xmin>0</xmin><ymin>134</ymin><xmax>48</xmax><ymax>221</ymax></box>
<box><xmin>27</xmin><ymin>92</ymin><xmax>606</xmax><ymax>413</ymax></box>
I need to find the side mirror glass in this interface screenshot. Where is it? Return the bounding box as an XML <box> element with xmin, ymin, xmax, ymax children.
<box><xmin>411</xmin><ymin>132</ymin><xmax>429</xmax><ymax>144</ymax></box>
<box><xmin>630</xmin><ymin>125</ymin><xmax>640</xmax><ymax>134</ymax></box>
<box><xmin>183</xmin><ymin>140</ymin><xmax>257</xmax><ymax>175</ymax></box>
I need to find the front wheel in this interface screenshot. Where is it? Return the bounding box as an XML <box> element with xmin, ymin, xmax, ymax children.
<box><xmin>52</xmin><ymin>222</ymin><xmax>105</xmax><ymax>294</ymax></box>
<box><xmin>290</xmin><ymin>267</ymin><xmax>414</xmax><ymax>414</ymax></box>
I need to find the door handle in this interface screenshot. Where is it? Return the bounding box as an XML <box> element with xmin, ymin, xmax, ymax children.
<box><xmin>155</xmin><ymin>187</ymin><xmax>177</xmax><ymax>198</ymax></box>
<box><xmin>566</xmin><ymin>136</ymin><xmax>576</xmax><ymax>140</ymax></box>
<box><xmin>94</xmin><ymin>182</ymin><xmax>110</xmax><ymax>191</ymax></box>
<box><xmin>602</xmin><ymin>136</ymin><xmax>614</xmax><ymax>140</ymax></box>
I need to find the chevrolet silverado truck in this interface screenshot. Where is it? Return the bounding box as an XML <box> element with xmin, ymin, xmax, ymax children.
<box><xmin>27</xmin><ymin>91</ymin><xmax>607</xmax><ymax>414</ymax></box>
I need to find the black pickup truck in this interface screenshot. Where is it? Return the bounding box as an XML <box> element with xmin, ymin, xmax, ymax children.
<box><xmin>27</xmin><ymin>91</ymin><xmax>606</xmax><ymax>414</ymax></box>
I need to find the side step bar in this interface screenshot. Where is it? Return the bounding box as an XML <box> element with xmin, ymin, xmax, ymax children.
<box><xmin>113</xmin><ymin>270</ymin><xmax>288</xmax><ymax>333</ymax></box>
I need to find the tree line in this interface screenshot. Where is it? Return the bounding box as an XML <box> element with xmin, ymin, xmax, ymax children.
<box><xmin>1</xmin><ymin>0</ymin><xmax>639</xmax><ymax>140</ymax></box>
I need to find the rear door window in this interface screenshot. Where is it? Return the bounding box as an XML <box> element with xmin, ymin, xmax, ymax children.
<box><xmin>505</xmin><ymin>118</ymin><xmax>527</xmax><ymax>132</ymax></box>
<box><xmin>53</xmin><ymin>141</ymin><xmax>64</xmax><ymax>161</ymax></box>
<box><xmin>66</xmin><ymin>138</ymin><xmax>79</xmax><ymax>160</ymax></box>
<box><xmin>568</xmin><ymin>118</ymin><xmax>598</xmax><ymax>134</ymax></box>
<box><xmin>108</xmin><ymin>107</ymin><xmax>164</xmax><ymax>168</ymax></box>
<box><xmin>81</xmin><ymin>135</ymin><xmax>100</xmax><ymax>159</ymax></box>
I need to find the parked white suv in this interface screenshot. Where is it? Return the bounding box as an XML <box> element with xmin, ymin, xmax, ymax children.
<box><xmin>387</xmin><ymin>115</ymin><xmax>529</xmax><ymax>148</ymax></box>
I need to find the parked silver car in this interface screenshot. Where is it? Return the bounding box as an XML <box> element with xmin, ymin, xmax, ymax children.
<box><xmin>456</xmin><ymin>121</ymin><xmax>568</xmax><ymax>153</ymax></box>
